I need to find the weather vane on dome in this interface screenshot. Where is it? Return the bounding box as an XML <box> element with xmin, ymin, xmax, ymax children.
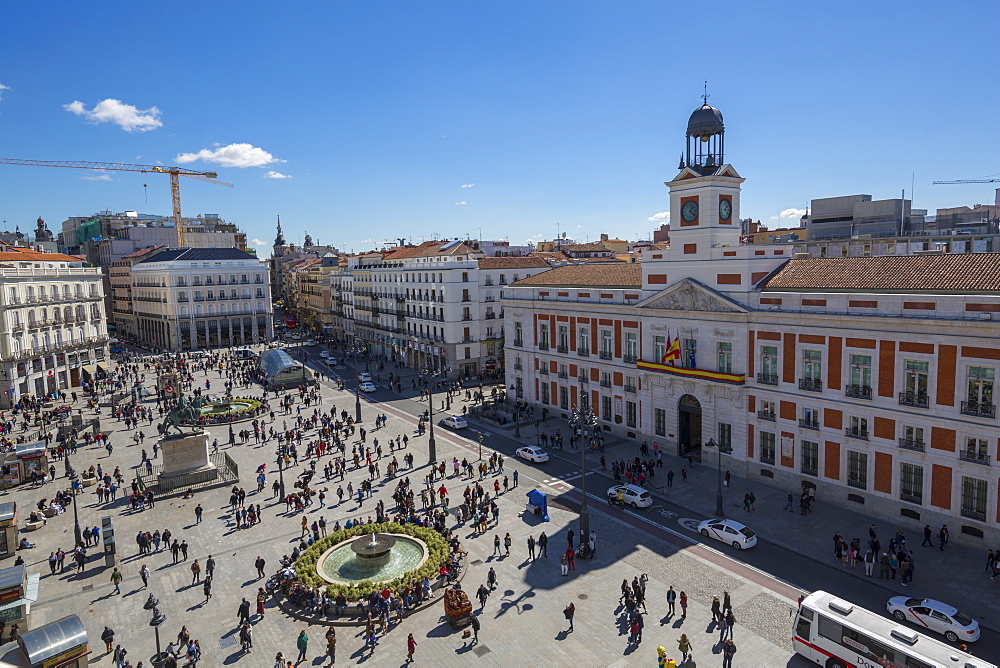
<box><xmin>703</xmin><ymin>81</ymin><xmax>710</xmax><ymax>106</ymax></box>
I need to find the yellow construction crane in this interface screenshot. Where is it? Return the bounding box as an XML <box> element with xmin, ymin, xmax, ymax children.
<box><xmin>0</xmin><ymin>158</ymin><xmax>234</xmax><ymax>247</ymax></box>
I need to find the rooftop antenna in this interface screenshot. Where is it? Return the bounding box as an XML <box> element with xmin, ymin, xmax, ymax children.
<box><xmin>703</xmin><ymin>80</ymin><xmax>710</xmax><ymax>106</ymax></box>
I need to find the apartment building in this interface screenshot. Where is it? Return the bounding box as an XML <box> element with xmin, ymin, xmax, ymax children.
<box><xmin>108</xmin><ymin>245</ymin><xmax>167</xmax><ymax>340</ymax></box>
<box><xmin>0</xmin><ymin>248</ymin><xmax>109</xmax><ymax>407</ymax></box>
<box><xmin>504</xmin><ymin>101</ymin><xmax>1000</xmax><ymax>543</ymax></box>
<box><xmin>130</xmin><ymin>248</ymin><xmax>273</xmax><ymax>350</ymax></box>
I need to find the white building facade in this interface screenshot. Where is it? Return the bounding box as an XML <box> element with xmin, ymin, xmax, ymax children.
<box><xmin>130</xmin><ymin>248</ymin><xmax>273</xmax><ymax>351</ymax></box>
<box><xmin>0</xmin><ymin>249</ymin><xmax>109</xmax><ymax>406</ymax></box>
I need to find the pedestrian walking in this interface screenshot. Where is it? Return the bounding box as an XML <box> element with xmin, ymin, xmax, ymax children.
<box><xmin>921</xmin><ymin>524</ymin><xmax>934</xmax><ymax>547</ymax></box>
<box><xmin>503</xmin><ymin>532</ymin><xmax>511</xmax><ymax>557</ymax></box>
<box><xmin>722</xmin><ymin>639</ymin><xmax>737</xmax><ymax>668</ymax></box>
<box><xmin>110</xmin><ymin>567</ymin><xmax>123</xmax><ymax>595</ymax></box>
<box><xmin>112</xmin><ymin>644</ymin><xmax>128</xmax><ymax>667</ymax></box>
<box><xmin>296</xmin><ymin>629</ymin><xmax>309</xmax><ymax>662</ymax></box>
<box><xmin>527</xmin><ymin>535</ymin><xmax>536</xmax><ymax>560</ymax></box>
<box><xmin>325</xmin><ymin>627</ymin><xmax>337</xmax><ymax>666</ymax></box>
<box><xmin>677</xmin><ymin>633</ymin><xmax>692</xmax><ymax>663</ymax></box>
<box><xmin>195</xmin><ymin>504</ymin><xmax>203</xmax><ymax>524</ymax></box>
<box><xmin>206</xmin><ymin>554</ymin><xmax>216</xmax><ymax>579</ymax></box>
<box><xmin>101</xmin><ymin>626</ymin><xmax>115</xmax><ymax>653</ymax></box>
<box><xmin>560</xmin><ymin>552</ymin><xmax>568</xmax><ymax>576</ymax></box>
<box><xmin>666</xmin><ymin>585</ymin><xmax>676</xmax><ymax>615</ymax></box>
<box><xmin>679</xmin><ymin>590</ymin><xmax>688</xmax><ymax>618</ymax></box>
<box><xmin>564</xmin><ymin>602</ymin><xmax>575</xmax><ymax>631</ymax></box>
<box><xmin>190</xmin><ymin>559</ymin><xmax>201</xmax><ymax>584</ymax></box>
<box><xmin>255</xmin><ymin>556</ymin><xmax>266</xmax><ymax>579</ymax></box>
<box><xmin>406</xmin><ymin>632</ymin><xmax>417</xmax><ymax>662</ymax></box>
<box><xmin>238</xmin><ymin>597</ymin><xmax>251</xmax><ymax>624</ymax></box>
<box><xmin>469</xmin><ymin>614</ymin><xmax>480</xmax><ymax>643</ymax></box>
<box><xmin>140</xmin><ymin>564</ymin><xmax>150</xmax><ymax>589</ymax></box>
<box><xmin>203</xmin><ymin>576</ymin><xmax>213</xmax><ymax>602</ymax></box>
<box><xmin>724</xmin><ymin>608</ymin><xmax>736</xmax><ymax>639</ymax></box>
<box><xmin>939</xmin><ymin>524</ymin><xmax>950</xmax><ymax>550</ymax></box>
<box><xmin>538</xmin><ymin>532</ymin><xmax>548</xmax><ymax>557</ymax></box>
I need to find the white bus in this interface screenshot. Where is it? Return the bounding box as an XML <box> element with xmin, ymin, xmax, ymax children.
<box><xmin>793</xmin><ymin>591</ymin><xmax>994</xmax><ymax>668</ymax></box>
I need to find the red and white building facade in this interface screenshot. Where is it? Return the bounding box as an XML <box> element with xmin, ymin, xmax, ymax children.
<box><xmin>504</xmin><ymin>103</ymin><xmax>1000</xmax><ymax>543</ymax></box>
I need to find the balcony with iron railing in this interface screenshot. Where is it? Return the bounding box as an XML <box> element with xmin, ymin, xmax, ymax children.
<box><xmin>623</xmin><ymin>354</ymin><xmax>637</xmax><ymax>364</ymax></box>
<box><xmin>959</xmin><ymin>450</ymin><xmax>991</xmax><ymax>466</ymax></box>
<box><xmin>538</xmin><ymin>341</ymin><xmax>549</xmax><ymax>351</ymax></box>
<box><xmin>557</xmin><ymin>344</ymin><xmax>569</xmax><ymax>353</ymax></box>
<box><xmin>513</xmin><ymin>362</ymin><xmax>522</xmax><ymax>371</ymax></box>
<box><xmin>512</xmin><ymin>338</ymin><xmax>523</xmax><ymax>347</ymax></box>
<box><xmin>845</xmin><ymin>428</ymin><xmax>869</xmax><ymax>440</ymax></box>
<box><xmin>898</xmin><ymin>391</ymin><xmax>929</xmax><ymax>409</ymax></box>
<box><xmin>756</xmin><ymin>373</ymin><xmax>778</xmax><ymax>386</ymax></box>
<box><xmin>847</xmin><ymin>475</ymin><xmax>866</xmax><ymax>490</ymax></box>
<box><xmin>798</xmin><ymin>378</ymin><xmax>822</xmax><ymax>392</ymax></box>
<box><xmin>846</xmin><ymin>384</ymin><xmax>873</xmax><ymax>400</ymax></box>
<box><xmin>801</xmin><ymin>464</ymin><xmax>818</xmax><ymax>477</ymax></box>
<box><xmin>624</xmin><ymin>384</ymin><xmax>637</xmax><ymax>393</ymax></box>
<box><xmin>599</xmin><ymin>351</ymin><xmax>613</xmax><ymax>360</ymax></box>
<box><xmin>757</xmin><ymin>410</ymin><xmax>775</xmax><ymax>421</ymax></box>
<box><xmin>558</xmin><ymin>371</ymin><xmax>568</xmax><ymax>379</ymax></box>
<box><xmin>577</xmin><ymin>347</ymin><xmax>590</xmax><ymax>357</ymax></box>
<box><xmin>798</xmin><ymin>418</ymin><xmax>819</xmax><ymax>430</ymax></box>
<box><xmin>599</xmin><ymin>379</ymin><xmax>612</xmax><ymax>388</ymax></box>
<box><xmin>899</xmin><ymin>491</ymin><xmax>922</xmax><ymax>505</ymax></box>
<box><xmin>961</xmin><ymin>400</ymin><xmax>996</xmax><ymax>419</ymax></box>
<box><xmin>578</xmin><ymin>375</ymin><xmax>589</xmax><ymax>384</ymax></box>
<box><xmin>484</xmin><ymin>313</ymin><xmax>496</xmax><ymax>320</ymax></box>
<box><xmin>898</xmin><ymin>437</ymin><xmax>925</xmax><ymax>452</ymax></box>
<box><xmin>539</xmin><ymin>367</ymin><xmax>549</xmax><ymax>376</ymax></box>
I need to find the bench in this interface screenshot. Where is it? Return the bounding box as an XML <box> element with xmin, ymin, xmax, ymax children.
<box><xmin>81</xmin><ymin>477</ymin><xmax>96</xmax><ymax>488</ymax></box>
<box><xmin>41</xmin><ymin>507</ymin><xmax>58</xmax><ymax>518</ymax></box>
<box><xmin>24</xmin><ymin>520</ymin><xmax>45</xmax><ymax>531</ymax></box>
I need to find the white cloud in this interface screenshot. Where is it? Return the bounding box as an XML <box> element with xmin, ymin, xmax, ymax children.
<box><xmin>264</xmin><ymin>170</ymin><xmax>292</xmax><ymax>179</ymax></box>
<box><xmin>251</xmin><ymin>238</ymin><xmax>268</xmax><ymax>246</ymax></box>
<box><xmin>79</xmin><ymin>173</ymin><xmax>112</xmax><ymax>182</ymax></box>
<box><xmin>454</xmin><ymin>201</ymin><xmax>467</xmax><ymax>205</ymax></box>
<box><xmin>772</xmin><ymin>207</ymin><xmax>807</xmax><ymax>221</ymax></box>
<box><xmin>359</xmin><ymin>239</ymin><xmax>374</xmax><ymax>245</ymax></box>
<box><xmin>648</xmin><ymin>211</ymin><xmax>670</xmax><ymax>222</ymax></box>
<box><xmin>0</xmin><ymin>83</ymin><xmax>10</xmax><ymax>101</ymax></box>
<box><xmin>63</xmin><ymin>98</ymin><xmax>163</xmax><ymax>132</ymax></box>
<box><xmin>176</xmin><ymin>143</ymin><xmax>282</xmax><ymax>168</ymax></box>
<box><xmin>460</xmin><ymin>183</ymin><xmax>475</xmax><ymax>188</ymax></box>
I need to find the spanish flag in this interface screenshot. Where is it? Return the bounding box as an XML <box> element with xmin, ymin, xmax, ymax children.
<box><xmin>661</xmin><ymin>337</ymin><xmax>681</xmax><ymax>365</ymax></box>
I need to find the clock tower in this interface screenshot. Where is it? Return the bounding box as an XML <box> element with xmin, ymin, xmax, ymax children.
<box><xmin>667</xmin><ymin>98</ymin><xmax>744</xmax><ymax>254</ymax></box>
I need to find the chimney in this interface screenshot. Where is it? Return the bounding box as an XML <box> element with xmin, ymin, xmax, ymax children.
<box><xmin>600</xmin><ymin>233</ymin><xmax>609</xmax><ymax>242</ymax></box>
<box><xmin>794</xmin><ymin>252</ymin><xmax>811</xmax><ymax>260</ymax></box>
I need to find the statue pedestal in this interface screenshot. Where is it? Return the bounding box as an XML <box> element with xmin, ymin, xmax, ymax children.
<box><xmin>157</xmin><ymin>431</ymin><xmax>217</xmax><ymax>487</ymax></box>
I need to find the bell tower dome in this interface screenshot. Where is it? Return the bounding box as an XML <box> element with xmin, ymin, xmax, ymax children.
<box><xmin>681</xmin><ymin>91</ymin><xmax>725</xmax><ymax>174</ymax></box>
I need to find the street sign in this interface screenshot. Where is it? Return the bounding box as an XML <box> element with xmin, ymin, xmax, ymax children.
<box><xmin>164</xmin><ymin>385</ymin><xmax>174</xmax><ymax>394</ymax></box>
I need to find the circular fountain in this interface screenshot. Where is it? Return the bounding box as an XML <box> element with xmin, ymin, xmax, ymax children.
<box><xmin>199</xmin><ymin>400</ymin><xmax>253</xmax><ymax>416</ymax></box>
<box><xmin>316</xmin><ymin>532</ymin><xmax>428</xmax><ymax>585</ymax></box>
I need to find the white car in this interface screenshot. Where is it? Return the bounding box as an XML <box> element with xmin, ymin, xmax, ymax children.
<box><xmin>319</xmin><ymin>350</ymin><xmax>330</xmax><ymax>358</ymax></box>
<box><xmin>515</xmin><ymin>446</ymin><xmax>549</xmax><ymax>463</ymax></box>
<box><xmin>441</xmin><ymin>415</ymin><xmax>468</xmax><ymax>430</ymax></box>
<box><xmin>358</xmin><ymin>381</ymin><xmax>377</xmax><ymax>393</ymax></box>
<box><xmin>357</xmin><ymin>372</ymin><xmax>372</xmax><ymax>383</ymax></box>
<box><xmin>306</xmin><ymin>339</ymin><xmax>317</xmax><ymax>346</ymax></box>
<box><xmin>887</xmin><ymin>597</ymin><xmax>980</xmax><ymax>643</ymax></box>
<box><xmin>290</xmin><ymin>334</ymin><xmax>301</xmax><ymax>340</ymax></box>
<box><xmin>697</xmin><ymin>518</ymin><xmax>758</xmax><ymax>549</ymax></box>
<box><xmin>607</xmin><ymin>484</ymin><xmax>653</xmax><ymax>509</ymax></box>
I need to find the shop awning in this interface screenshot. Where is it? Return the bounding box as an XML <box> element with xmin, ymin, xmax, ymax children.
<box><xmin>80</xmin><ymin>365</ymin><xmax>95</xmax><ymax>376</ymax></box>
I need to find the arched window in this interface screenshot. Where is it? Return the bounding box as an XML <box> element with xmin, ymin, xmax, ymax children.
<box><xmin>77</xmin><ymin>328</ymin><xmax>85</xmax><ymax>343</ymax></box>
<box><xmin>208</xmin><ymin>304</ymin><xmax>215</xmax><ymax>316</ymax></box>
<box><xmin>179</xmin><ymin>305</ymin><xmax>188</xmax><ymax>318</ymax></box>
<box><xmin>219</xmin><ymin>303</ymin><xmax>227</xmax><ymax>315</ymax></box>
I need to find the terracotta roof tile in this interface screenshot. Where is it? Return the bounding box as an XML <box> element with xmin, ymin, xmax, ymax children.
<box><xmin>762</xmin><ymin>254</ymin><xmax>1000</xmax><ymax>293</ymax></box>
<box><xmin>477</xmin><ymin>257</ymin><xmax>550</xmax><ymax>269</ymax></box>
<box><xmin>384</xmin><ymin>240</ymin><xmax>478</xmax><ymax>259</ymax></box>
<box><xmin>513</xmin><ymin>263</ymin><xmax>643</xmax><ymax>288</ymax></box>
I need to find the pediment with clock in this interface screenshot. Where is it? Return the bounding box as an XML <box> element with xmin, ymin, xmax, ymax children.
<box><xmin>636</xmin><ymin>278</ymin><xmax>747</xmax><ymax>313</ymax></box>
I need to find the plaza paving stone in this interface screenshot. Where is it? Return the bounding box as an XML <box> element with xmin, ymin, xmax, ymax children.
<box><xmin>2</xmin><ymin>351</ymin><xmax>814</xmax><ymax>666</ymax></box>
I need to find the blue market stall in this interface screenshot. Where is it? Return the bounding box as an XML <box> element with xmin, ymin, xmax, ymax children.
<box><xmin>525</xmin><ymin>489</ymin><xmax>549</xmax><ymax>521</ymax></box>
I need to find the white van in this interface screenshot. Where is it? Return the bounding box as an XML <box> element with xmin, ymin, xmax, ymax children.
<box><xmin>231</xmin><ymin>348</ymin><xmax>257</xmax><ymax>360</ymax></box>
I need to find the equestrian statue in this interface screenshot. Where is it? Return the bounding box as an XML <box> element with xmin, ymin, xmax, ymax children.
<box><xmin>157</xmin><ymin>395</ymin><xmax>207</xmax><ymax>435</ymax></box>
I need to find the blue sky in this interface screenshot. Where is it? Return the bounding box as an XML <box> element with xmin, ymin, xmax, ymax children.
<box><xmin>2</xmin><ymin>2</ymin><xmax>998</xmax><ymax>256</ymax></box>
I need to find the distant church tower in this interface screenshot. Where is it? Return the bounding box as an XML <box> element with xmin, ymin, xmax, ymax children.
<box><xmin>273</xmin><ymin>215</ymin><xmax>287</xmax><ymax>258</ymax></box>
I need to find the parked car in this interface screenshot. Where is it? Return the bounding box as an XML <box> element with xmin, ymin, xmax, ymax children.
<box><xmin>319</xmin><ymin>350</ymin><xmax>330</xmax><ymax>358</ymax></box>
<box><xmin>887</xmin><ymin>597</ymin><xmax>980</xmax><ymax>643</ymax></box>
<box><xmin>290</xmin><ymin>334</ymin><xmax>301</xmax><ymax>340</ymax></box>
<box><xmin>441</xmin><ymin>415</ymin><xmax>468</xmax><ymax>429</ymax></box>
<box><xmin>696</xmin><ymin>518</ymin><xmax>758</xmax><ymax>549</ymax></box>
<box><xmin>358</xmin><ymin>381</ymin><xmax>377</xmax><ymax>393</ymax></box>
<box><xmin>306</xmin><ymin>339</ymin><xmax>317</xmax><ymax>346</ymax></box>
<box><xmin>357</xmin><ymin>372</ymin><xmax>372</xmax><ymax>382</ymax></box>
<box><xmin>606</xmin><ymin>484</ymin><xmax>653</xmax><ymax>508</ymax></box>
<box><xmin>515</xmin><ymin>446</ymin><xmax>549</xmax><ymax>463</ymax></box>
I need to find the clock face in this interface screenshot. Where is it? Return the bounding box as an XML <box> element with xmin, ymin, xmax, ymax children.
<box><xmin>681</xmin><ymin>200</ymin><xmax>699</xmax><ymax>222</ymax></box>
<box><xmin>719</xmin><ymin>199</ymin><xmax>732</xmax><ymax>221</ymax></box>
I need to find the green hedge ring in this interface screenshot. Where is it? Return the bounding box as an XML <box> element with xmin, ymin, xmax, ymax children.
<box><xmin>292</xmin><ymin>522</ymin><xmax>450</xmax><ymax>601</ymax></box>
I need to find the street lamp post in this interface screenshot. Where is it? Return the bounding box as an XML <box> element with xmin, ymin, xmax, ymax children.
<box><xmin>477</xmin><ymin>431</ymin><xmax>484</xmax><ymax>462</ymax></box>
<box><xmin>510</xmin><ymin>384</ymin><xmax>520</xmax><ymax>439</ymax></box>
<box><xmin>143</xmin><ymin>593</ymin><xmax>168</xmax><ymax>666</ymax></box>
<box><xmin>568</xmin><ymin>406</ymin><xmax>597</xmax><ymax>543</ymax></box>
<box><xmin>275</xmin><ymin>443</ymin><xmax>286</xmax><ymax>499</ymax></box>
<box><xmin>704</xmin><ymin>438</ymin><xmax>733</xmax><ymax>517</ymax></box>
<box><xmin>66</xmin><ymin>458</ymin><xmax>83</xmax><ymax>547</ymax></box>
<box><xmin>352</xmin><ymin>344</ymin><xmax>362</xmax><ymax>422</ymax></box>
